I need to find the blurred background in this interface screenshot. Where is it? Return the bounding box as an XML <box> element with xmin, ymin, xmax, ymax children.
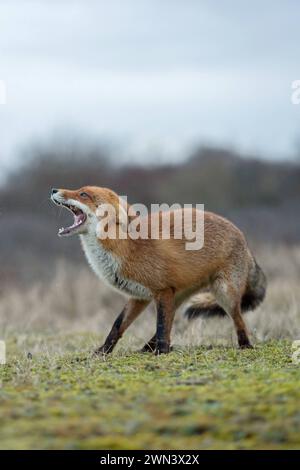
<box><xmin>0</xmin><ymin>0</ymin><xmax>300</xmax><ymax>342</ymax></box>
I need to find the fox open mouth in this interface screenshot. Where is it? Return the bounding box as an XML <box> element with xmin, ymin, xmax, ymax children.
<box><xmin>56</xmin><ymin>202</ymin><xmax>87</xmax><ymax>236</ymax></box>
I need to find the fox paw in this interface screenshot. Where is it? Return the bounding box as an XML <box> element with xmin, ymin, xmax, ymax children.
<box><xmin>239</xmin><ymin>343</ymin><xmax>254</xmax><ymax>349</ymax></box>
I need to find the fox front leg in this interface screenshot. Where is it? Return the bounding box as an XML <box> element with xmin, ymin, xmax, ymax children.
<box><xmin>140</xmin><ymin>290</ymin><xmax>189</xmax><ymax>353</ymax></box>
<box><xmin>94</xmin><ymin>298</ymin><xmax>149</xmax><ymax>356</ymax></box>
<box><xmin>154</xmin><ymin>288</ymin><xmax>176</xmax><ymax>355</ymax></box>
<box><xmin>140</xmin><ymin>333</ymin><xmax>157</xmax><ymax>353</ymax></box>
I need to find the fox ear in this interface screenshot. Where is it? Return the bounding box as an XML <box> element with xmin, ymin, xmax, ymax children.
<box><xmin>96</xmin><ymin>202</ymin><xmax>128</xmax><ymax>239</ymax></box>
<box><xmin>96</xmin><ymin>203</ymin><xmax>128</xmax><ymax>227</ymax></box>
<box><xmin>117</xmin><ymin>203</ymin><xmax>128</xmax><ymax>227</ymax></box>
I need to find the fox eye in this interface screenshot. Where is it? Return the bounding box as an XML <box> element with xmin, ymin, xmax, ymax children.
<box><xmin>80</xmin><ymin>192</ymin><xmax>90</xmax><ymax>199</ymax></box>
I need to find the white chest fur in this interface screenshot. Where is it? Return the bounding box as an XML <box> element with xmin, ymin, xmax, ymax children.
<box><xmin>80</xmin><ymin>232</ymin><xmax>152</xmax><ymax>300</ymax></box>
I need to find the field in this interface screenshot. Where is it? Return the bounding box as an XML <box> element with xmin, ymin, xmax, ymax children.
<box><xmin>0</xmin><ymin>245</ymin><xmax>300</xmax><ymax>449</ymax></box>
<box><xmin>1</xmin><ymin>340</ymin><xmax>300</xmax><ymax>450</ymax></box>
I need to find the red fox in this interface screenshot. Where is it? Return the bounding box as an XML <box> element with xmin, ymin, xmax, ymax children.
<box><xmin>51</xmin><ymin>186</ymin><xmax>266</xmax><ymax>355</ymax></box>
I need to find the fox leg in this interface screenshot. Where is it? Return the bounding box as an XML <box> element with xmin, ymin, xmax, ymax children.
<box><xmin>140</xmin><ymin>333</ymin><xmax>157</xmax><ymax>352</ymax></box>
<box><xmin>141</xmin><ymin>289</ymin><xmax>187</xmax><ymax>352</ymax></box>
<box><xmin>154</xmin><ymin>288</ymin><xmax>176</xmax><ymax>355</ymax></box>
<box><xmin>94</xmin><ymin>298</ymin><xmax>149</xmax><ymax>356</ymax></box>
<box><xmin>213</xmin><ymin>277</ymin><xmax>253</xmax><ymax>349</ymax></box>
<box><xmin>230</xmin><ymin>303</ymin><xmax>253</xmax><ymax>348</ymax></box>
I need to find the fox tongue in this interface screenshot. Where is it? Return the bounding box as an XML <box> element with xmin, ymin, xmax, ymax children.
<box><xmin>74</xmin><ymin>212</ymin><xmax>85</xmax><ymax>225</ymax></box>
<box><xmin>58</xmin><ymin>226</ymin><xmax>72</xmax><ymax>236</ymax></box>
<box><xmin>58</xmin><ymin>212</ymin><xmax>86</xmax><ymax>236</ymax></box>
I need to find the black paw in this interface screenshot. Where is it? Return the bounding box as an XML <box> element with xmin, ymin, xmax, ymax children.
<box><xmin>239</xmin><ymin>343</ymin><xmax>254</xmax><ymax>349</ymax></box>
<box><xmin>155</xmin><ymin>344</ymin><xmax>173</xmax><ymax>355</ymax></box>
<box><xmin>139</xmin><ymin>343</ymin><xmax>156</xmax><ymax>353</ymax></box>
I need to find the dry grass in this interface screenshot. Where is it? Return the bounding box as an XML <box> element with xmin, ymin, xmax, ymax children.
<box><xmin>1</xmin><ymin>244</ymin><xmax>300</xmax><ymax>353</ymax></box>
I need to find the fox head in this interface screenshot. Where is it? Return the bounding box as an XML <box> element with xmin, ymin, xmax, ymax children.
<box><xmin>50</xmin><ymin>186</ymin><xmax>127</xmax><ymax>237</ymax></box>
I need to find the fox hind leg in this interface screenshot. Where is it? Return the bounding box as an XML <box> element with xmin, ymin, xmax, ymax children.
<box><xmin>230</xmin><ymin>302</ymin><xmax>253</xmax><ymax>349</ymax></box>
<box><xmin>212</xmin><ymin>276</ymin><xmax>253</xmax><ymax>349</ymax></box>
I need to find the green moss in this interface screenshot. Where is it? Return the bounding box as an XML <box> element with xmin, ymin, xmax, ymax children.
<box><xmin>0</xmin><ymin>339</ymin><xmax>299</xmax><ymax>449</ymax></box>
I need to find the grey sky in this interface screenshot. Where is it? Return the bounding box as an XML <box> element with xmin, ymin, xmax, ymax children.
<box><xmin>0</xmin><ymin>0</ymin><xmax>300</xmax><ymax>171</ymax></box>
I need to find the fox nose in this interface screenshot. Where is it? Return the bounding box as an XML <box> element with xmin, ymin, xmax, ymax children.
<box><xmin>51</xmin><ymin>188</ymin><xmax>59</xmax><ymax>195</ymax></box>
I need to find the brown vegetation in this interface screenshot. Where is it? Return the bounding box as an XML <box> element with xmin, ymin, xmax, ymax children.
<box><xmin>0</xmin><ymin>245</ymin><xmax>299</xmax><ymax>349</ymax></box>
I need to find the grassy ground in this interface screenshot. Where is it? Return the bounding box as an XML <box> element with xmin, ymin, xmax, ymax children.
<box><xmin>1</xmin><ymin>246</ymin><xmax>300</xmax><ymax>449</ymax></box>
<box><xmin>1</xmin><ymin>337</ymin><xmax>300</xmax><ymax>450</ymax></box>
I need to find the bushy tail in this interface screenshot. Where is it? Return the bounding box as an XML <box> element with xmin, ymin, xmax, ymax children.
<box><xmin>184</xmin><ymin>292</ymin><xmax>227</xmax><ymax>319</ymax></box>
<box><xmin>185</xmin><ymin>261</ymin><xmax>267</xmax><ymax>320</ymax></box>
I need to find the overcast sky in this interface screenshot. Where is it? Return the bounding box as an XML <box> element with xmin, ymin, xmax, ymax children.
<box><xmin>0</xmin><ymin>0</ymin><xmax>300</xmax><ymax>172</ymax></box>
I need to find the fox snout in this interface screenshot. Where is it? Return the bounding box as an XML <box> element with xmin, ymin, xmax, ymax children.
<box><xmin>50</xmin><ymin>188</ymin><xmax>64</xmax><ymax>203</ymax></box>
